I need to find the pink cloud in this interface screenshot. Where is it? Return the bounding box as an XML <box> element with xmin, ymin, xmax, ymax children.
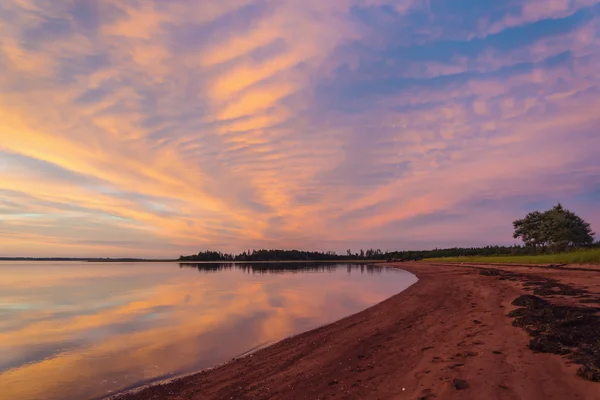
<box><xmin>0</xmin><ymin>0</ymin><xmax>599</xmax><ymax>256</ymax></box>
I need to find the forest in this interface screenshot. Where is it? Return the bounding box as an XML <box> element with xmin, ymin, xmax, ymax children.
<box><xmin>180</xmin><ymin>204</ymin><xmax>598</xmax><ymax>262</ymax></box>
<box><xmin>178</xmin><ymin>243</ymin><xmax>600</xmax><ymax>262</ymax></box>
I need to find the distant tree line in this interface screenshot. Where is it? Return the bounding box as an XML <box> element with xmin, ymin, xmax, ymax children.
<box><xmin>178</xmin><ymin>249</ymin><xmax>364</xmax><ymax>262</ymax></box>
<box><xmin>178</xmin><ymin>243</ymin><xmax>597</xmax><ymax>263</ymax></box>
<box><xmin>179</xmin><ymin>204</ymin><xmax>597</xmax><ymax>262</ymax></box>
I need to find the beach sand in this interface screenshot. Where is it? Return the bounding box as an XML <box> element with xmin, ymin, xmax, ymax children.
<box><xmin>114</xmin><ymin>262</ymin><xmax>600</xmax><ymax>400</ymax></box>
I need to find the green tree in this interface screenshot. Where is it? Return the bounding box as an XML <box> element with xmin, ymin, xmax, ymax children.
<box><xmin>513</xmin><ymin>204</ymin><xmax>595</xmax><ymax>252</ymax></box>
<box><xmin>513</xmin><ymin>210</ymin><xmax>549</xmax><ymax>249</ymax></box>
<box><xmin>545</xmin><ymin>204</ymin><xmax>595</xmax><ymax>252</ymax></box>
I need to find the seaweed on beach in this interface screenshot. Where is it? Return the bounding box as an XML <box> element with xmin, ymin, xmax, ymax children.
<box><xmin>527</xmin><ymin>279</ymin><xmax>587</xmax><ymax>297</ymax></box>
<box><xmin>477</xmin><ymin>266</ymin><xmax>600</xmax><ymax>382</ymax></box>
<box><xmin>509</xmin><ymin>295</ymin><xmax>600</xmax><ymax>382</ymax></box>
<box><xmin>477</xmin><ymin>268</ymin><xmax>586</xmax><ymax>297</ymax></box>
<box><xmin>478</xmin><ymin>269</ymin><xmax>504</xmax><ymax>276</ymax></box>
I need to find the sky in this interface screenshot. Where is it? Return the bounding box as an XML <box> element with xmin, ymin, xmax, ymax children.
<box><xmin>1</xmin><ymin>0</ymin><xmax>599</xmax><ymax>257</ymax></box>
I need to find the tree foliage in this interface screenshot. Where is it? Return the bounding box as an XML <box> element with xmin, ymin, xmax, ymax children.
<box><xmin>179</xmin><ymin>244</ymin><xmax>600</xmax><ymax>263</ymax></box>
<box><xmin>513</xmin><ymin>204</ymin><xmax>595</xmax><ymax>252</ymax></box>
<box><xmin>178</xmin><ymin>206</ymin><xmax>596</xmax><ymax>262</ymax></box>
<box><xmin>179</xmin><ymin>248</ymin><xmax>390</xmax><ymax>262</ymax></box>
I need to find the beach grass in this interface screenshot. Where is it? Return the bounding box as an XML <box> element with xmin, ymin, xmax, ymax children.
<box><xmin>424</xmin><ymin>248</ymin><xmax>600</xmax><ymax>265</ymax></box>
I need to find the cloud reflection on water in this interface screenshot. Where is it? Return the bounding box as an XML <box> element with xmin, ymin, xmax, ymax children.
<box><xmin>0</xmin><ymin>261</ymin><xmax>416</xmax><ymax>400</ymax></box>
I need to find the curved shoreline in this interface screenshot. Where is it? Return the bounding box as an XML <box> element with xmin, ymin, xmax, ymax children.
<box><xmin>113</xmin><ymin>262</ymin><xmax>599</xmax><ymax>400</ymax></box>
<box><xmin>106</xmin><ymin>265</ymin><xmax>417</xmax><ymax>399</ymax></box>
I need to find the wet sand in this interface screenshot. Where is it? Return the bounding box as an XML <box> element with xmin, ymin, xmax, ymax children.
<box><xmin>114</xmin><ymin>262</ymin><xmax>600</xmax><ymax>400</ymax></box>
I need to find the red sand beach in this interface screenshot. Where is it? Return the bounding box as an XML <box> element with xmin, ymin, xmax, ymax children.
<box><xmin>114</xmin><ymin>262</ymin><xmax>600</xmax><ymax>400</ymax></box>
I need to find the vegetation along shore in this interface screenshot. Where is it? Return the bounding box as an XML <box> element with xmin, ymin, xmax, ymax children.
<box><xmin>112</xmin><ymin>261</ymin><xmax>600</xmax><ymax>400</ymax></box>
<box><xmin>111</xmin><ymin>205</ymin><xmax>600</xmax><ymax>399</ymax></box>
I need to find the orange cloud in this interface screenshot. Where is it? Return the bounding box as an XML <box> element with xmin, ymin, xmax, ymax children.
<box><xmin>1</xmin><ymin>0</ymin><xmax>599</xmax><ymax>256</ymax></box>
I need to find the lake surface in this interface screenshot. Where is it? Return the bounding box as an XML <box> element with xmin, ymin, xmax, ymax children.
<box><xmin>0</xmin><ymin>261</ymin><xmax>417</xmax><ymax>400</ymax></box>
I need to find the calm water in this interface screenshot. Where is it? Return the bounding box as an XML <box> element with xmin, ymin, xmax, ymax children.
<box><xmin>0</xmin><ymin>261</ymin><xmax>416</xmax><ymax>400</ymax></box>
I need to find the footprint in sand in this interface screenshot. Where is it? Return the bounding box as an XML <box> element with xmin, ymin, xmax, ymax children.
<box><xmin>414</xmin><ymin>370</ymin><xmax>432</xmax><ymax>378</ymax></box>
<box><xmin>418</xmin><ymin>388</ymin><xmax>437</xmax><ymax>399</ymax></box>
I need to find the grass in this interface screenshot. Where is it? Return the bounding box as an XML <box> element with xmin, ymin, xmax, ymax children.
<box><xmin>424</xmin><ymin>248</ymin><xmax>600</xmax><ymax>265</ymax></box>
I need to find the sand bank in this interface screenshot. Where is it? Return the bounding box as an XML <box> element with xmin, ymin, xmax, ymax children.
<box><xmin>114</xmin><ymin>262</ymin><xmax>600</xmax><ymax>400</ymax></box>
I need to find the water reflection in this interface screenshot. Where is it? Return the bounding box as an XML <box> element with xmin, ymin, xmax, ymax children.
<box><xmin>0</xmin><ymin>261</ymin><xmax>416</xmax><ymax>400</ymax></box>
<box><xmin>180</xmin><ymin>262</ymin><xmax>386</xmax><ymax>274</ymax></box>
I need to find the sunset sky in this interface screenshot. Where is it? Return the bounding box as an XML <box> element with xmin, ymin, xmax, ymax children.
<box><xmin>1</xmin><ymin>0</ymin><xmax>599</xmax><ymax>257</ymax></box>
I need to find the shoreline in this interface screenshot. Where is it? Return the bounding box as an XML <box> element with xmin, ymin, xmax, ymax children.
<box><xmin>113</xmin><ymin>262</ymin><xmax>600</xmax><ymax>400</ymax></box>
<box><xmin>105</xmin><ymin>263</ymin><xmax>415</xmax><ymax>399</ymax></box>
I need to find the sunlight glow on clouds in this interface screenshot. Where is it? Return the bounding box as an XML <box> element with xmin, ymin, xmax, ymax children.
<box><xmin>1</xmin><ymin>0</ymin><xmax>599</xmax><ymax>256</ymax></box>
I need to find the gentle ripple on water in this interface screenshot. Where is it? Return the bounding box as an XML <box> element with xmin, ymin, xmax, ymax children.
<box><xmin>0</xmin><ymin>261</ymin><xmax>417</xmax><ymax>400</ymax></box>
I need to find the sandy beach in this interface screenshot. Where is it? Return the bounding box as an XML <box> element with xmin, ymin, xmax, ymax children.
<box><xmin>114</xmin><ymin>262</ymin><xmax>600</xmax><ymax>400</ymax></box>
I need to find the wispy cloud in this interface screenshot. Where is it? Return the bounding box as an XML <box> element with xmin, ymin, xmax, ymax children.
<box><xmin>1</xmin><ymin>0</ymin><xmax>599</xmax><ymax>256</ymax></box>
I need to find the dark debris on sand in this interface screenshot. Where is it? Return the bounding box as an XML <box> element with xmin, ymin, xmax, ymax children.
<box><xmin>478</xmin><ymin>268</ymin><xmax>600</xmax><ymax>383</ymax></box>
<box><xmin>452</xmin><ymin>378</ymin><xmax>470</xmax><ymax>390</ymax></box>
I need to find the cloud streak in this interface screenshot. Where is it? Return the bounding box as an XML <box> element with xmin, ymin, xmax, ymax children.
<box><xmin>1</xmin><ymin>0</ymin><xmax>599</xmax><ymax>256</ymax></box>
